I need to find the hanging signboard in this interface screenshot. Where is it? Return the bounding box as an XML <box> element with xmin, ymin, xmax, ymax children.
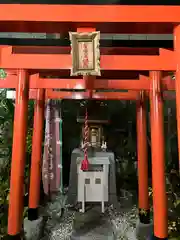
<box><xmin>69</xmin><ymin>31</ymin><xmax>101</xmax><ymax>76</ymax></box>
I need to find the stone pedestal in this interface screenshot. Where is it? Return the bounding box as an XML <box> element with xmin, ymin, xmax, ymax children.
<box><xmin>136</xmin><ymin>220</ymin><xmax>153</xmax><ymax>240</ymax></box>
<box><xmin>24</xmin><ymin>217</ymin><xmax>43</xmax><ymax>240</ymax></box>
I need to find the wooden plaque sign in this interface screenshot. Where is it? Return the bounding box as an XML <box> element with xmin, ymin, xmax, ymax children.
<box><xmin>69</xmin><ymin>31</ymin><xmax>101</xmax><ymax>76</ymax></box>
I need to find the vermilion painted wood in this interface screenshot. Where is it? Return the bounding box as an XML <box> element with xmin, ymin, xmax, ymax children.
<box><xmin>32</xmin><ymin>77</ymin><xmax>175</xmax><ymax>91</ymax></box>
<box><xmin>0</xmin><ymin>47</ymin><xmax>175</xmax><ymax>70</ymax></box>
<box><xmin>29</xmin><ymin>89</ymin><xmax>45</xmax><ymax>210</ymax></box>
<box><xmin>28</xmin><ymin>89</ymin><xmax>176</xmax><ymax>100</ymax></box>
<box><xmin>0</xmin><ymin>5</ymin><xmax>179</xmax><ymax>33</ymax></box>
<box><xmin>8</xmin><ymin>69</ymin><xmax>29</xmax><ymax>235</ymax></box>
<box><xmin>0</xmin><ymin>5</ymin><xmax>179</xmax><ymax>22</ymax></box>
<box><xmin>149</xmin><ymin>71</ymin><xmax>168</xmax><ymax>238</ymax></box>
<box><xmin>136</xmin><ymin>91</ymin><xmax>149</xmax><ymax>211</ymax></box>
<box><xmin>0</xmin><ymin>74</ymin><xmax>175</xmax><ymax>90</ymax></box>
<box><xmin>44</xmin><ymin>89</ymin><xmax>139</xmax><ymax>100</ymax></box>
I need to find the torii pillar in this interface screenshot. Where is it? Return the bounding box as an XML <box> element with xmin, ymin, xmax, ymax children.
<box><xmin>149</xmin><ymin>71</ymin><xmax>168</xmax><ymax>240</ymax></box>
<box><xmin>136</xmin><ymin>90</ymin><xmax>153</xmax><ymax>239</ymax></box>
<box><xmin>136</xmin><ymin>91</ymin><xmax>150</xmax><ymax>223</ymax></box>
<box><xmin>174</xmin><ymin>25</ymin><xmax>180</xmax><ymax>173</ymax></box>
<box><xmin>7</xmin><ymin>69</ymin><xmax>29</xmax><ymax>239</ymax></box>
<box><xmin>28</xmin><ymin>88</ymin><xmax>45</xmax><ymax>220</ymax></box>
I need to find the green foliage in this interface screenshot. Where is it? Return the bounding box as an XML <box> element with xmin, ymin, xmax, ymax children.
<box><xmin>0</xmin><ymin>69</ymin><xmax>7</xmax><ymax>80</ymax></box>
<box><xmin>26</xmin><ymin>127</ymin><xmax>33</xmax><ymax>154</ymax></box>
<box><xmin>0</xmin><ymin>92</ymin><xmax>14</xmax><ymax>237</ymax></box>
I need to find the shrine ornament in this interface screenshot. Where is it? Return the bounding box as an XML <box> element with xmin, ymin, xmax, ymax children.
<box><xmin>69</xmin><ymin>31</ymin><xmax>101</xmax><ymax>76</ymax></box>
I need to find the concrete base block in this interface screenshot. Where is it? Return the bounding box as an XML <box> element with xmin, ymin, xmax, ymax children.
<box><xmin>136</xmin><ymin>220</ymin><xmax>153</xmax><ymax>240</ymax></box>
<box><xmin>24</xmin><ymin>217</ymin><xmax>43</xmax><ymax>240</ymax></box>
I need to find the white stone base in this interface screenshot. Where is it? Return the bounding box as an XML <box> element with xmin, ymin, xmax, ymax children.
<box><xmin>136</xmin><ymin>220</ymin><xmax>153</xmax><ymax>240</ymax></box>
<box><xmin>24</xmin><ymin>217</ymin><xmax>43</xmax><ymax>240</ymax></box>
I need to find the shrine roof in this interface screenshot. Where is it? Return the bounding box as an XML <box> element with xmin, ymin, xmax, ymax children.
<box><xmin>0</xmin><ymin>5</ymin><xmax>179</xmax><ymax>34</ymax></box>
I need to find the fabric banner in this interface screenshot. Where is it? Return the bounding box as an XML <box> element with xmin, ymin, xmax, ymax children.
<box><xmin>42</xmin><ymin>100</ymin><xmax>62</xmax><ymax>195</ymax></box>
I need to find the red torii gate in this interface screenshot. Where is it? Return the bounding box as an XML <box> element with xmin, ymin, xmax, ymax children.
<box><xmin>1</xmin><ymin>71</ymin><xmax>175</xmax><ymax>90</ymax></box>
<box><xmin>1</xmin><ymin>4</ymin><xmax>180</xmax><ymax>240</ymax></box>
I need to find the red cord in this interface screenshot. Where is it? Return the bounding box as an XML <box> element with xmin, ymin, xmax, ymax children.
<box><xmin>81</xmin><ymin>107</ymin><xmax>89</xmax><ymax>171</ymax></box>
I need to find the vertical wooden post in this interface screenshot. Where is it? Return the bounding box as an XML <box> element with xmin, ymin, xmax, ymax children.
<box><xmin>174</xmin><ymin>25</ymin><xmax>180</xmax><ymax>173</ymax></box>
<box><xmin>28</xmin><ymin>89</ymin><xmax>45</xmax><ymax>220</ymax></box>
<box><xmin>8</xmin><ymin>69</ymin><xmax>29</xmax><ymax>238</ymax></box>
<box><xmin>136</xmin><ymin>91</ymin><xmax>150</xmax><ymax>224</ymax></box>
<box><xmin>149</xmin><ymin>71</ymin><xmax>168</xmax><ymax>239</ymax></box>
